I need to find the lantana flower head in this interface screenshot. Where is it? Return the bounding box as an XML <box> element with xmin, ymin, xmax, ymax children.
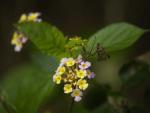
<box><xmin>19</xmin><ymin>12</ymin><xmax>42</xmax><ymax>23</ymax></box>
<box><xmin>53</xmin><ymin>55</ymin><xmax>95</xmax><ymax>102</ymax></box>
<box><xmin>11</xmin><ymin>32</ymin><xmax>28</xmax><ymax>52</ymax></box>
<box><xmin>11</xmin><ymin>12</ymin><xmax>42</xmax><ymax>52</ymax></box>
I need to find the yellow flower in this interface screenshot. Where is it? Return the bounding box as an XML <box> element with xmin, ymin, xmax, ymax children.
<box><xmin>11</xmin><ymin>32</ymin><xmax>28</xmax><ymax>52</ymax></box>
<box><xmin>11</xmin><ymin>32</ymin><xmax>21</xmax><ymax>46</ymax></box>
<box><xmin>11</xmin><ymin>32</ymin><xmax>25</xmax><ymax>52</ymax></box>
<box><xmin>76</xmin><ymin>70</ymin><xmax>86</xmax><ymax>79</ymax></box>
<box><xmin>28</xmin><ymin>12</ymin><xmax>41</xmax><ymax>22</ymax></box>
<box><xmin>71</xmin><ymin>89</ymin><xmax>83</xmax><ymax>102</ymax></box>
<box><xmin>53</xmin><ymin>75</ymin><xmax>62</xmax><ymax>84</ymax></box>
<box><xmin>57</xmin><ymin>66</ymin><xmax>66</xmax><ymax>75</ymax></box>
<box><xmin>77</xmin><ymin>79</ymin><xmax>88</xmax><ymax>90</ymax></box>
<box><xmin>64</xmin><ymin>84</ymin><xmax>73</xmax><ymax>94</ymax></box>
<box><xmin>19</xmin><ymin>14</ymin><xmax>27</xmax><ymax>23</ymax></box>
<box><xmin>71</xmin><ymin>89</ymin><xmax>82</xmax><ymax>97</ymax></box>
<box><xmin>66</xmin><ymin>58</ymin><xmax>75</xmax><ymax>67</ymax></box>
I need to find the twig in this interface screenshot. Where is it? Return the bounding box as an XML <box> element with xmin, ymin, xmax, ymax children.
<box><xmin>67</xmin><ymin>98</ymin><xmax>74</xmax><ymax>113</ymax></box>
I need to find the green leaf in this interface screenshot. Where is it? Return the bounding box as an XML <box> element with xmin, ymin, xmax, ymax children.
<box><xmin>87</xmin><ymin>23</ymin><xmax>146</xmax><ymax>53</ymax></box>
<box><xmin>0</xmin><ymin>63</ymin><xmax>53</xmax><ymax>113</ymax></box>
<box><xmin>17</xmin><ymin>22</ymin><xmax>68</xmax><ymax>58</ymax></box>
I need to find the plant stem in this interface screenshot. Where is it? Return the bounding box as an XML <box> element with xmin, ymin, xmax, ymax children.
<box><xmin>67</xmin><ymin>98</ymin><xmax>74</xmax><ymax>113</ymax></box>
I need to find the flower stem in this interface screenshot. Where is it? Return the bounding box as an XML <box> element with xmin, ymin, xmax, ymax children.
<box><xmin>67</xmin><ymin>98</ymin><xmax>74</xmax><ymax>113</ymax></box>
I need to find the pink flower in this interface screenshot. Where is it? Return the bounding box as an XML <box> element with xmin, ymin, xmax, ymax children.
<box><xmin>79</xmin><ymin>61</ymin><xmax>91</xmax><ymax>70</ymax></box>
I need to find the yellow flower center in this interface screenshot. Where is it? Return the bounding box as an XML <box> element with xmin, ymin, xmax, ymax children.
<box><xmin>82</xmin><ymin>63</ymin><xmax>87</xmax><ymax>68</ymax></box>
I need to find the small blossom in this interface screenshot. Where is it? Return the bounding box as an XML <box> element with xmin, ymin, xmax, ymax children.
<box><xmin>28</xmin><ymin>12</ymin><xmax>41</xmax><ymax>22</ymax></box>
<box><xmin>76</xmin><ymin>70</ymin><xmax>86</xmax><ymax>79</ymax></box>
<box><xmin>56</xmin><ymin>66</ymin><xmax>66</xmax><ymax>75</ymax></box>
<box><xmin>71</xmin><ymin>89</ymin><xmax>83</xmax><ymax>102</ymax></box>
<box><xmin>11</xmin><ymin>32</ymin><xmax>27</xmax><ymax>52</ymax></box>
<box><xmin>53</xmin><ymin>75</ymin><xmax>62</xmax><ymax>84</ymax></box>
<box><xmin>60</xmin><ymin>58</ymin><xmax>68</xmax><ymax>66</ymax></box>
<box><xmin>77</xmin><ymin>79</ymin><xmax>88</xmax><ymax>90</ymax></box>
<box><xmin>66</xmin><ymin>58</ymin><xmax>75</xmax><ymax>67</ymax></box>
<box><xmin>19</xmin><ymin>12</ymin><xmax>42</xmax><ymax>23</ymax></box>
<box><xmin>74</xmin><ymin>96</ymin><xmax>82</xmax><ymax>102</ymax></box>
<box><xmin>64</xmin><ymin>84</ymin><xmax>73</xmax><ymax>94</ymax></box>
<box><xmin>87</xmin><ymin>70</ymin><xmax>95</xmax><ymax>79</ymax></box>
<box><xmin>76</xmin><ymin>55</ymin><xmax>82</xmax><ymax>63</ymax></box>
<box><xmin>19</xmin><ymin>14</ymin><xmax>27</xmax><ymax>23</ymax></box>
<box><xmin>79</xmin><ymin>61</ymin><xmax>91</xmax><ymax>70</ymax></box>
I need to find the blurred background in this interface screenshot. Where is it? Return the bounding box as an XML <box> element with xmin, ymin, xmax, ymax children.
<box><xmin>0</xmin><ymin>0</ymin><xmax>150</xmax><ymax>113</ymax></box>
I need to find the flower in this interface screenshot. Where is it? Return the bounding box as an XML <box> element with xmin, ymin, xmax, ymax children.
<box><xmin>52</xmin><ymin>55</ymin><xmax>95</xmax><ymax>102</ymax></box>
<box><xmin>77</xmin><ymin>79</ymin><xmax>88</xmax><ymax>90</ymax></box>
<box><xmin>19</xmin><ymin>14</ymin><xmax>27</xmax><ymax>23</ymax></box>
<box><xmin>59</xmin><ymin>58</ymin><xmax>68</xmax><ymax>66</ymax></box>
<box><xmin>11</xmin><ymin>12</ymin><xmax>42</xmax><ymax>52</ymax></box>
<box><xmin>28</xmin><ymin>12</ymin><xmax>41</xmax><ymax>22</ymax></box>
<box><xmin>66</xmin><ymin>58</ymin><xmax>75</xmax><ymax>67</ymax></box>
<box><xmin>79</xmin><ymin>61</ymin><xmax>91</xmax><ymax>70</ymax></box>
<box><xmin>87</xmin><ymin>70</ymin><xmax>95</xmax><ymax>79</ymax></box>
<box><xmin>71</xmin><ymin>89</ymin><xmax>83</xmax><ymax>102</ymax></box>
<box><xmin>56</xmin><ymin>66</ymin><xmax>66</xmax><ymax>75</ymax></box>
<box><xmin>76</xmin><ymin>70</ymin><xmax>86</xmax><ymax>79</ymax></box>
<box><xmin>53</xmin><ymin>75</ymin><xmax>62</xmax><ymax>84</ymax></box>
<box><xmin>19</xmin><ymin>12</ymin><xmax>42</xmax><ymax>23</ymax></box>
<box><xmin>11</xmin><ymin>32</ymin><xmax>27</xmax><ymax>52</ymax></box>
<box><xmin>64</xmin><ymin>84</ymin><xmax>73</xmax><ymax>94</ymax></box>
<box><xmin>76</xmin><ymin>54</ymin><xmax>82</xmax><ymax>63</ymax></box>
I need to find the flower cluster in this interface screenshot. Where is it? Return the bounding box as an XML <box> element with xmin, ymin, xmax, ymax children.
<box><xmin>11</xmin><ymin>32</ymin><xmax>27</xmax><ymax>52</ymax></box>
<box><xmin>19</xmin><ymin>12</ymin><xmax>42</xmax><ymax>23</ymax></box>
<box><xmin>11</xmin><ymin>12</ymin><xmax>42</xmax><ymax>52</ymax></box>
<box><xmin>65</xmin><ymin>36</ymin><xmax>88</xmax><ymax>52</ymax></box>
<box><xmin>53</xmin><ymin>55</ymin><xmax>95</xmax><ymax>102</ymax></box>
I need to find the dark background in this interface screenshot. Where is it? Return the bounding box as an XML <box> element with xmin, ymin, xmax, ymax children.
<box><xmin>0</xmin><ymin>0</ymin><xmax>150</xmax><ymax>75</ymax></box>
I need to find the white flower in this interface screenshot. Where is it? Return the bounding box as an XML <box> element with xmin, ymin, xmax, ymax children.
<box><xmin>60</xmin><ymin>58</ymin><xmax>68</xmax><ymax>66</ymax></box>
<box><xmin>79</xmin><ymin>61</ymin><xmax>91</xmax><ymax>70</ymax></box>
<box><xmin>14</xmin><ymin>45</ymin><xmax>22</xmax><ymax>52</ymax></box>
<box><xmin>71</xmin><ymin>89</ymin><xmax>83</xmax><ymax>102</ymax></box>
<box><xmin>74</xmin><ymin>96</ymin><xmax>82</xmax><ymax>102</ymax></box>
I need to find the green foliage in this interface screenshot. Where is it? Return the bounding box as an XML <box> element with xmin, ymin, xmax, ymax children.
<box><xmin>16</xmin><ymin>22</ymin><xmax>147</xmax><ymax>59</ymax></box>
<box><xmin>0</xmin><ymin>64</ymin><xmax>53</xmax><ymax>113</ymax></box>
<box><xmin>87</xmin><ymin>23</ymin><xmax>146</xmax><ymax>54</ymax></box>
<box><xmin>0</xmin><ymin>104</ymin><xmax>7</xmax><ymax>113</ymax></box>
<box><xmin>17</xmin><ymin>22</ymin><xmax>68</xmax><ymax>58</ymax></box>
